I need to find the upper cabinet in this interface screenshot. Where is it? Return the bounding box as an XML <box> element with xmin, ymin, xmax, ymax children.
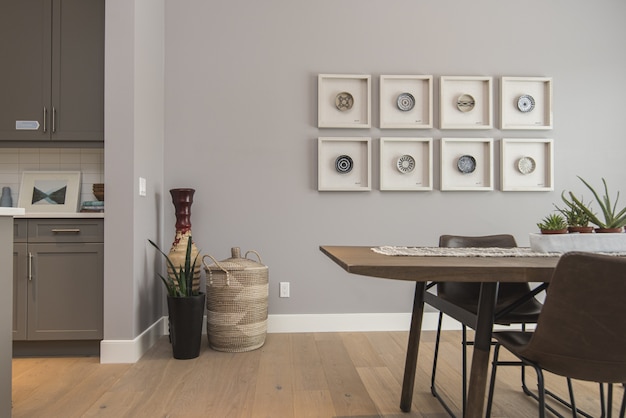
<box><xmin>0</xmin><ymin>0</ymin><xmax>104</xmax><ymax>142</ymax></box>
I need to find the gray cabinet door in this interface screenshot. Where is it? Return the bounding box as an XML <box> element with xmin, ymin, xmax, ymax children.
<box><xmin>0</xmin><ymin>0</ymin><xmax>52</xmax><ymax>140</ymax></box>
<box><xmin>0</xmin><ymin>0</ymin><xmax>104</xmax><ymax>142</ymax></box>
<box><xmin>12</xmin><ymin>243</ymin><xmax>28</xmax><ymax>340</ymax></box>
<box><xmin>51</xmin><ymin>0</ymin><xmax>105</xmax><ymax>141</ymax></box>
<box><xmin>27</xmin><ymin>242</ymin><xmax>103</xmax><ymax>340</ymax></box>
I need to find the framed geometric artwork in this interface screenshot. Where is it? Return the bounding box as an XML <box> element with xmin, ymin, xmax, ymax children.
<box><xmin>439</xmin><ymin>76</ymin><xmax>493</xmax><ymax>129</ymax></box>
<box><xmin>379</xmin><ymin>75</ymin><xmax>433</xmax><ymax>129</ymax></box>
<box><xmin>500</xmin><ymin>77</ymin><xmax>553</xmax><ymax>130</ymax></box>
<box><xmin>318</xmin><ymin>137</ymin><xmax>371</xmax><ymax>191</ymax></box>
<box><xmin>18</xmin><ymin>171</ymin><xmax>82</xmax><ymax>213</ymax></box>
<box><xmin>440</xmin><ymin>138</ymin><xmax>494</xmax><ymax>191</ymax></box>
<box><xmin>501</xmin><ymin>138</ymin><xmax>554</xmax><ymax>191</ymax></box>
<box><xmin>318</xmin><ymin>74</ymin><xmax>371</xmax><ymax>128</ymax></box>
<box><xmin>379</xmin><ymin>137</ymin><xmax>433</xmax><ymax>191</ymax></box>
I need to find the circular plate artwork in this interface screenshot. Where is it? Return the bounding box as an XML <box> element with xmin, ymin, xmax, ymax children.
<box><xmin>396</xmin><ymin>93</ymin><xmax>415</xmax><ymax>111</ymax></box>
<box><xmin>517</xmin><ymin>95</ymin><xmax>535</xmax><ymax>113</ymax></box>
<box><xmin>457</xmin><ymin>155</ymin><xmax>477</xmax><ymax>174</ymax></box>
<box><xmin>517</xmin><ymin>156</ymin><xmax>536</xmax><ymax>174</ymax></box>
<box><xmin>335</xmin><ymin>155</ymin><xmax>353</xmax><ymax>173</ymax></box>
<box><xmin>335</xmin><ymin>92</ymin><xmax>354</xmax><ymax>111</ymax></box>
<box><xmin>396</xmin><ymin>155</ymin><xmax>416</xmax><ymax>173</ymax></box>
<box><xmin>456</xmin><ymin>94</ymin><xmax>475</xmax><ymax>112</ymax></box>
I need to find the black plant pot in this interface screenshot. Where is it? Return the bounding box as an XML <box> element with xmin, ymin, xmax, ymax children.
<box><xmin>167</xmin><ymin>293</ymin><xmax>205</xmax><ymax>359</ymax></box>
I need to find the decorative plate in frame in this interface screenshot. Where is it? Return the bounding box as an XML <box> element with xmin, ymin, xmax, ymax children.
<box><xmin>501</xmin><ymin>138</ymin><xmax>553</xmax><ymax>191</ymax></box>
<box><xmin>396</xmin><ymin>93</ymin><xmax>415</xmax><ymax>111</ymax></box>
<box><xmin>440</xmin><ymin>138</ymin><xmax>494</xmax><ymax>191</ymax></box>
<box><xmin>335</xmin><ymin>155</ymin><xmax>354</xmax><ymax>173</ymax></box>
<box><xmin>396</xmin><ymin>155</ymin><xmax>416</xmax><ymax>173</ymax></box>
<box><xmin>318</xmin><ymin>74</ymin><xmax>371</xmax><ymax>128</ymax></box>
<box><xmin>379</xmin><ymin>75</ymin><xmax>434</xmax><ymax>129</ymax></box>
<box><xmin>380</xmin><ymin>137</ymin><xmax>433</xmax><ymax>191</ymax></box>
<box><xmin>500</xmin><ymin>77</ymin><xmax>553</xmax><ymax>130</ymax></box>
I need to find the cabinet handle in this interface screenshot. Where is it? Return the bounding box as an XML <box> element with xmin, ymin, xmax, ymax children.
<box><xmin>43</xmin><ymin>107</ymin><xmax>47</xmax><ymax>133</ymax></box>
<box><xmin>52</xmin><ymin>107</ymin><xmax>56</xmax><ymax>133</ymax></box>
<box><xmin>28</xmin><ymin>252</ymin><xmax>33</xmax><ymax>281</ymax></box>
<box><xmin>51</xmin><ymin>228</ymin><xmax>81</xmax><ymax>233</ymax></box>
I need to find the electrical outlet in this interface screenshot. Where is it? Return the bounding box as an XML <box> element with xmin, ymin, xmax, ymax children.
<box><xmin>279</xmin><ymin>282</ymin><xmax>290</xmax><ymax>298</ymax></box>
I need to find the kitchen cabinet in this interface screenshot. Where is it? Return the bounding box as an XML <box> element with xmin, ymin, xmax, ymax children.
<box><xmin>12</xmin><ymin>218</ymin><xmax>103</xmax><ymax>341</ymax></box>
<box><xmin>0</xmin><ymin>0</ymin><xmax>105</xmax><ymax>142</ymax></box>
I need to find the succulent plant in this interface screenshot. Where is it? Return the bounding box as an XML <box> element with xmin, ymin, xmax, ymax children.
<box><xmin>554</xmin><ymin>191</ymin><xmax>592</xmax><ymax>227</ymax></box>
<box><xmin>537</xmin><ymin>213</ymin><xmax>567</xmax><ymax>231</ymax></box>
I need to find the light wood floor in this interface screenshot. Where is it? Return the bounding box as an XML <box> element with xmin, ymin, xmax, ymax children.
<box><xmin>12</xmin><ymin>331</ymin><xmax>623</xmax><ymax>417</ymax></box>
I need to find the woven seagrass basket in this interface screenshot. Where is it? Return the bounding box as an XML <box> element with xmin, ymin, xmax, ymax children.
<box><xmin>202</xmin><ymin>247</ymin><xmax>268</xmax><ymax>352</ymax></box>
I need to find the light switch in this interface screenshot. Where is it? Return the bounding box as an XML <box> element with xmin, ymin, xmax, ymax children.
<box><xmin>139</xmin><ymin>177</ymin><xmax>147</xmax><ymax>196</ymax></box>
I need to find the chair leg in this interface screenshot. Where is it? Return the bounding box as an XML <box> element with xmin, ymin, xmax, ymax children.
<box><xmin>536</xmin><ymin>366</ymin><xmax>547</xmax><ymax>418</ymax></box>
<box><xmin>619</xmin><ymin>385</ymin><xmax>625</xmax><ymax>418</ymax></box>
<box><xmin>566</xmin><ymin>378</ymin><xmax>577</xmax><ymax>418</ymax></box>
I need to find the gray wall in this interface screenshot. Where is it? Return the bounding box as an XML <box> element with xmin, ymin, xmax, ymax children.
<box><xmin>105</xmin><ymin>0</ymin><xmax>626</xmax><ymax>339</ymax></box>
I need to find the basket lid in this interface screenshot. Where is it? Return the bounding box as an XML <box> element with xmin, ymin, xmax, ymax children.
<box><xmin>203</xmin><ymin>247</ymin><xmax>267</xmax><ymax>272</ymax></box>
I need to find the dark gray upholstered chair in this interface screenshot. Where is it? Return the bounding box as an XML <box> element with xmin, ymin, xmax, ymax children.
<box><xmin>486</xmin><ymin>251</ymin><xmax>626</xmax><ymax>418</ymax></box>
<box><xmin>430</xmin><ymin>234</ymin><xmax>544</xmax><ymax>417</ymax></box>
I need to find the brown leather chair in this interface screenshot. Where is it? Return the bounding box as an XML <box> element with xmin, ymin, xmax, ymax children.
<box><xmin>486</xmin><ymin>251</ymin><xmax>626</xmax><ymax>417</ymax></box>
<box><xmin>429</xmin><ymin>234</ymin><xmax>544</xmax><ymax>417</ymax></box>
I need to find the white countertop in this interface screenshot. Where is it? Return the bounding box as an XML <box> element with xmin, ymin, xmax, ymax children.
<box><xmin>14</xmin><ymin>211</ymin><xmax>104</xmax><ymax>219</ymax></box>
<box><xmin>0</xmin><ymin>208</ymin><xmax>25</xmax><ymax>216</ymax></box>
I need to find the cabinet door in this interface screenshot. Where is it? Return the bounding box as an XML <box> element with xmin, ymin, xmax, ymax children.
<box><xmin>28</xmin><ymin>242</ymin><xmax>103</xmax><ymax>340</ymax></box>
<box><xmin>12</xmin><ymin>243</ymin><xmax>28</xmax><ymax>340</ymax></box>
<box><xmin>0</xmin><ymin>0</ymin><xmax>52</xmax><ymax>141</ymax></box>
<box><xmin>51</xmin><ymin>0</ymin><xmax>105</xmax><ymax>141</ymax></box>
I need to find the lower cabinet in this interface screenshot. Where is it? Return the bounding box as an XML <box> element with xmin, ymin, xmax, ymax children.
<box><xmin>12</xmin><ymin>218</ymin><xmax>103</xmax><ymax>341</ymax></box>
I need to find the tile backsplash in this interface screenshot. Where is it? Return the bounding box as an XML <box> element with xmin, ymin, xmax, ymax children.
<box><xmin>0</xmin><ymin>148</ymin><xmax>104</xmax><ymax>206</ymax></box>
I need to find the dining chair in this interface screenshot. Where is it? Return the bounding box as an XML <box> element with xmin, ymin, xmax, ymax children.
<box><xmin>429</xmin><ymin>234</ymin><xmax>544</xmax><ymax>417</ymax></box>
<box><xmin>486</xmin><ymin>251</ymin><xmax>626</xmax><ymax>418</ymax></box>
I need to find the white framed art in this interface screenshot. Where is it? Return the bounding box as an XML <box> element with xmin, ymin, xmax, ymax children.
<box><xmin>440</xmin><ymin>138</ymin><xmax>493</xmax><ymax>191</ymax></box>
<box><xmin>318</xmin><ymin>137</ymin><xmax>371</xmax><ymax>191</ymax></box>
<box><xmin>18</xmin><ymin>171</ymin><xmax>82</xmax><ymax>213</ymax></box>
<box><xmin>439</xmin><ymin>76</ymin><xmax>493</xmax><ymax>129</ymax></box>
<box><xmin>379</xmin><ymin>75</ymin><xmax>433</xmax><ymax>129</ymax></box>
<box><xmin>318</xmin><ymin>74</ymin><xmax>371</xmax><ymax>128</ymax></box>
<box><xmin>500</xmin><ymin>77</ymin><xmax>553</xmax><ymax>130</ymax></box>
<box><xmin>379</xmin><ymin>138</ymin><xmax>433</xmax><ymax>191</ymax></box>
<box><xmin>501</xmin><ymin>138</ymin><xmax>554</xmax><ymax>191</ymax></box>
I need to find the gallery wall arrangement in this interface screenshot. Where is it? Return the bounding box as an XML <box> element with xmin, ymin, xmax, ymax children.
<box><xmin>316</xmin><ymin>74</ymin><xmax>553</xmax><ymax>193</ymax></box>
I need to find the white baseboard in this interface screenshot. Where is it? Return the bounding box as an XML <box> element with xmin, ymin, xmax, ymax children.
<box><xmin>99</xmin><ymin>312</ymin><xmax>464</xmax><ymax>363</ymax></box>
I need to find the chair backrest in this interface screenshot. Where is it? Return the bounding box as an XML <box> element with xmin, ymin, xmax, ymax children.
<box><xmin>520</xmin><ymin>251</ymin><xmax>626</xmax><ymax>383</ymax></box>
<box><xmin>437</xmin><ymin>234</ymin><xmax>533</xmax><ymax>311</ymax></box>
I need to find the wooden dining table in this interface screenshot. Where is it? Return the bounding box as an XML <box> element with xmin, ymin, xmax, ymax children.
<box><xmin>319</xmin><ymin>245</ymin><xmax>559</xmax><ymax>418</ymax></box>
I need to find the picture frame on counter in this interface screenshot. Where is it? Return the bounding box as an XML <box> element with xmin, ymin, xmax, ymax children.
<box><xmin>18</xmin><ymin>171</ymin><xmax>82</xmax><ymax>213</ymax></box>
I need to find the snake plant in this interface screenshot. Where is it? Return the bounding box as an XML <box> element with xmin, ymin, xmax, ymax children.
<box><xmin>148</xmin><ymin>236</ymin><xmax>200</xmax><ymax>297</ymax></box>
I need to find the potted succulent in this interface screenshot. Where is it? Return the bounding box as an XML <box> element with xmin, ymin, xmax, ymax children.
<box><xmin>569</xmin><ymin>177</ymin><xmax>626</xmax><ymax>233</ymax></box>
<box><xmin>149</xmin><ymin>236</ymin><xmax>205</xmax><ymax>359</ymax></box>
<box><xmin>554</xmin><ymin>191</ymin><xmax>594</xmax><ymax>233</ymax></box>
<box><xmin>536</xmin><ymin>213</ymin><xmax>568</xmax><ymax>234</ymax></box>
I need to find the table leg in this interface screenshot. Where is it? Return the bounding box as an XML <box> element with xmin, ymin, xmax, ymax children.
<box><xmin>465</xmin><ymin>282</ymin><xmax>498</xmax><ymax>418</ymax></box>
<box><xmin>400</xmin><ymin>282</ymin><xmax>426</xmax><ymax>412</ymax></box>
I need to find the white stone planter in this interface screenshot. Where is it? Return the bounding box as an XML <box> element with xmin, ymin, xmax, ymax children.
<box><xmin>529</xmin><ymin>232</ymin><xmax>626</xmax><ymax>253</ymax></box>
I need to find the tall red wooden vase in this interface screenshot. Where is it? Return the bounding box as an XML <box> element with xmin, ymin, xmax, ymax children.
<box><xmin>168</xmin><ymin>188</ymin><xmax>201</xmax><ymax>291</ymax></box>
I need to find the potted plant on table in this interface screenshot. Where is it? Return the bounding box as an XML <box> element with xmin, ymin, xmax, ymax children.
<box><xmin>569</xmin><ymin>177</ymin><xmax>626</xmax><ymax>233</ymax></box>
<box><xmin>149</xmin><ymin>236</ymin><xmax>205</xmax><ymax>359</ymax></box>
<box><xmin>536</xmin><ymin>213</ymin><xmax>568</xmax><ymax>234</ymax></box>
<box><xmin>554</xmin><ymin>191</ymin><xmax>594</xmax><ymax>233</ymax></box>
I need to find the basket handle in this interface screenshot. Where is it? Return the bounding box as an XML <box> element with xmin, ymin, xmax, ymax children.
<box><xmin>202</xmin><ymin>254</ymin><xmax>231</xmax><ymax>286</ymax></box>
<box><xmin>245</xmin><ymin>250</ymin><xmax>263</xmax><ymax>264</ymax></box>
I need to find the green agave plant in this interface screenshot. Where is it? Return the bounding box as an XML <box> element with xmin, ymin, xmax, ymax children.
<box><xmin>148</xmin><ymin>236</ymin><xmax>200</xmax><ymax>297</ymax></box>
<box><xmin>537</xmin><ymin>213</ymin><xmax>567</xmax><ymax>231</ymax></box>
<box><xmin>569</xmin><ymin>177</ymin><xmax>626</xmax><ymax>230</ymax></box>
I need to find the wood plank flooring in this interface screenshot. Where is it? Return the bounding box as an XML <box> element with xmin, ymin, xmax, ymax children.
<box><xmin>12</xmin><ymin>331</ymin><xmax>623</xmax><ymax>417</ymax></box>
